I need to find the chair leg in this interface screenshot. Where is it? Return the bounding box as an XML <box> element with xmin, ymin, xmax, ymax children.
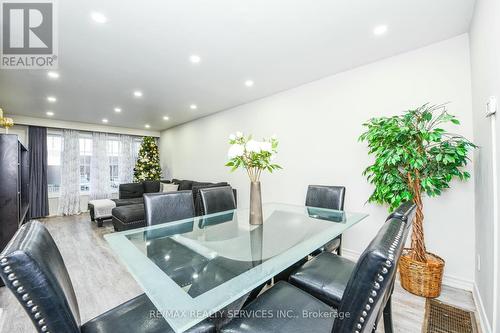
<box><xmin>337</xmin><ymin>235</ymin><xmax>343</xmax><ymax>256</ymax></box>
<box><xmin>382</xmin><ymin>296</ymin><xmax>394</xmax><ymax>333</ymax></box>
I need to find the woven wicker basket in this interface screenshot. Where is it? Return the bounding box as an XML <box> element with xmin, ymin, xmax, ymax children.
<box><xmin>399</xmin><ymin>248</ymin><xmax>445</xmax><ymax>298</ymax></box>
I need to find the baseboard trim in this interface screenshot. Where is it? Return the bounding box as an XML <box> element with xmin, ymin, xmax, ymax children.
<box><xmin>473</xmin><ymin>283</ymin><xmax>492</xmax><ymax>333</ymax></box>
<box><xmin>342</xmin><ymin>248</ymin><xmax>473</xmax><ymax>291</ymax></box>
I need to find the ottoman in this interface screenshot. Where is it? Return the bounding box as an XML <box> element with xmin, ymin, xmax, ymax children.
<box><xmin>88</xmin><ymin>199</ymin><xmax>116</xmax><ymax>227</ymax></box>
<box><xmin>111</xmin><ymin>204</ymin><xmax>146</xmax><ymax>231</ymax></box>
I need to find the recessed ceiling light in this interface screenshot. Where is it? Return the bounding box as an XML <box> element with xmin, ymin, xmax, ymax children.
<box><xmin>133</xmin><ymin>90</ymin><xmax>143</xmax><ymax>98</ymax></box>
<box><xmin>145</xmin><ymin>124</ymin><xmax>151</xmax><ymax>129</ymax></box>
<box><xmin>190</xmin><ymin>104</ymin><xmax>197</xmax><ymax>110</ymax></box>
<box><xmin>46</xmin><ymin>111</ymin><xmax>54</xmax><ymax>116</ymax></box>
<box><xmin>47</xmin><ymin>71</ymin><xmax>59</xmax><ymax>79</ymax></box>
<box><xmin>163</xmin><ymin>116</ymin><xmax>169</xmax><ymax>121</ymax></box>
<box><xmin>190</xmin><ymin>55</ymin><xmax>201</xmax><ymax>63</ymax></box>
<box><xmin>91</xmin><ymin>12</ymin><xmax>107</xmax><ymax>24</ymax></box>
<box><xmin>244</xmin><ymin>80</ymin><xmax>254</xmax><ymax>87</ymax></box>
<box><xmin>102</xmin><ymin>118</ymin><xmax>108</xmax><ymax>123</ymax></box>
<box><xmin>373</xmin><ymin>25</ymin><xmax>388</xmax><ymax>36</ymax></box>
<box><xmin>47</xmin><ymin>96</ymin><xmax>57</xmax><ymax>103</ymax></box>
<box><xmin>114</xmin><ymin>107</ymin><xmax>122</xmax><ymax>113</ymax></box>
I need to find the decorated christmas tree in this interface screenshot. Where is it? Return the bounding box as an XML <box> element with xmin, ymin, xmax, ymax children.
<box><xmin>134</xmin><ymin>136</ymin><xmax>162</xmax><ymax>181</ymax></box>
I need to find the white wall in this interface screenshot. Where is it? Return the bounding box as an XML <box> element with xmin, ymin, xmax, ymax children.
<box><xmin>469</xmin><ymin>0</ymin><xmax>500</xmax><ymax>331</ymax></box>
<box><xmin>160</xmin><ymin>35</ymin><xmax>475</xmax><ymax>286</ymax></box>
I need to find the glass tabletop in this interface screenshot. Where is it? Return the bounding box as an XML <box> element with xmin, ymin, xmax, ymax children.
<box><xmin>105</xmin><ymin>203</ymin><xmax>368</xmax><ymax>332</ymax></box>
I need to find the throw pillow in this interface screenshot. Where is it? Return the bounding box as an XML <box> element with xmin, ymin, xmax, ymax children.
<box><xmin>162</xmin><ymin>183</ymin><xmax>179</xmax><ymax>192</ymax></box>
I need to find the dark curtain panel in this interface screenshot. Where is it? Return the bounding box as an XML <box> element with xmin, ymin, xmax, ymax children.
<box><xmin>28</xmin><ymin>126</ymin><xmax>49</xmax><ymax>218</ymax></box>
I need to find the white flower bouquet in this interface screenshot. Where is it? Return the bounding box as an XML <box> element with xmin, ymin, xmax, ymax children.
<box><xmin>225</xmin><ymin>131</ymin><xmax>282</xmax><ymax>182</ymax></box>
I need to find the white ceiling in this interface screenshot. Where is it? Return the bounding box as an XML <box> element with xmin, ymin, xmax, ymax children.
<box><xmin>0</xmin><ymin>0</ymin><xmax>475</xmax><ymax>131</ymax></box>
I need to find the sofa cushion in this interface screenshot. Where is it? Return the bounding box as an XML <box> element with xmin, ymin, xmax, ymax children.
<box><xmin>112</xmin><ymin>197</ymin><xmax>143</xmax><ymax>207</ymax></box>
<box><xmin>119</xmin><ymin>182</ymin><xmax>144</xmax><ymax>199</ymax></box>
<box><xmin>178</xmin><ymin>180</ymin><xmax>195</xmax><ymax>191</ymax></box>
<box><xmin>143</xmin><ymin>180</ymin><xmax>161</xmax><ymax>193</ymax></box>
<box><xmin>112</xmin><ymin>204</ymin><xmax>145</xmax><ymax>223</ymax></box>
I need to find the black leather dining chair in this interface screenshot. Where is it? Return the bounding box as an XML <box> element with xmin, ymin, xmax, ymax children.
<box><xmin>199</xmin><ymin>186</ymin><xmax>237</xmax><ymax>215</ymax></box>
<box><xmin>0</xmin><ymin>221</ymin><xmax>215</xmax><ymax>333</ymax></box>
<box><xmin>273</xmin><ymin>185</ymin><xmax>346</xmax><ymax>283</ymax></box>
<box><xmin>144</xmin><ymin>190</ymin><xmax>195</xmax><ymax>226</ymax></box>
<box><xmin>220</xmin><ymin>202</ymin><xmax>415</xmax><ymax>333</ymax></box>
<box><xmin>143</xmin><ymin>191</ymin><xmax>210</xmax><ymax>288</ymax></box>
<box><xmin>306</xmin><ymin>185</ymin><xmax>346</xmax><ymax>255</ymax></box>
<box><xmin>289</xmin><ymin>201</ymin><xmax>416</xmax><ymax>309</ymax></box>
<box><xmin>197</xmin><ymin>186</ymin><xmax>265</xmax><ymax>322</ymax></box>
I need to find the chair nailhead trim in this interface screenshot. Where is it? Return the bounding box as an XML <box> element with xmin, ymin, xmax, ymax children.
<box><xmin>354</xmin><ymin>221</ymin><xmax>406</xmax><ymax>332</ymax></box>
<box><xmin>3</xmin><ymin>262</ymin><xmax>50</xmax><ymax>333</ymax></box>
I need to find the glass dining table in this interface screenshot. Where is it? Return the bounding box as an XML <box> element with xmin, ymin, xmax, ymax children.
<box><xmin>105</xmin><ymin>202</ymin><xmax>368</xmax><ymax>333</ymax></box>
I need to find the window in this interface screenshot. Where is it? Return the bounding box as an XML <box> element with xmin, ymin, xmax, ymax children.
<box><xmin>47</xmin><ymin>132</ymin><xmax>144</xmax><ymax>195</ymax></box>
<box><xmin>107</xmin><ymin>139</ymin><xmax>120</xmax><ymax>190</ymax></box>
<box><xmin>79</xmin><ymin>137</ymin><xmax>92</xmax><ymax>192</ymax></box>
<box><xmin>47</xmin><ymin>134</ymin><xmax>62</xmax><ymax>195</ymax></box>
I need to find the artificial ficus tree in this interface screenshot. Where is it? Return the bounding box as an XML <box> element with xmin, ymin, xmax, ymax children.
<box><xmin>359</xmin><ymin>104</ymin><xmax>475</xmax><ymax>263</ymax></box>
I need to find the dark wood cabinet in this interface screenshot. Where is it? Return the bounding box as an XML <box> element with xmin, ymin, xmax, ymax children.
<box><xmin>0</xmin><ymin>134</ymin><xmax>29</xmax><ymax>258</ymax></box>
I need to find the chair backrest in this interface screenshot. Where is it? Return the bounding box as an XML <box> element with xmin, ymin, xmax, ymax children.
<box><xmin>386</xmin><ymin>200</ymin><xmax>416</xmax><ymax>222</ymax></box>
<box><xmin>332</xmin><ymin>202</ymin><xmax>416</xmax><ymax>333</ymax></box>
<box><xmin>199</xmin><ymin>186</ymin><xmax>237</xmax><ymax>215</ymax></box>
<box><xmin>143</xmin><ymin>190</ymin><xmax>195</xmax><ymax>226</ymax></box>
<box><xmin>0</xmin><ymin>221</ymin><xmax>81</xmax><ymax>333</ymax></box>
<box><xmin>305</xmin><ymin>185</ymin><xmax>346</xmax><ymax>210</ymax></box>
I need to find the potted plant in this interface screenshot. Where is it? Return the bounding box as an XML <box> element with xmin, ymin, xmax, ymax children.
<box><xmin>226</xmin><ymin>132</ymin><xmax>282</xmax><ymax>225</ymax></box>
<box><xmin>359</xmin><ymin>103</ymin><xmax>475</xmax><ymax>297</ymax></box>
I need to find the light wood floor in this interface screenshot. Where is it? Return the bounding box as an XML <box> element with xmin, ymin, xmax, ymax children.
<box><xmin>0</xmin><ymin>214</ymin><xmax>481</xmax><ymax>332</ymax></box>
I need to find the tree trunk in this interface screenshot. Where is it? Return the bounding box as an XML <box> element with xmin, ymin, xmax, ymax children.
<box><xmin>408</xmin><ymin>172</ymin><xmax>427</xmax><ymax>262</ymax></box>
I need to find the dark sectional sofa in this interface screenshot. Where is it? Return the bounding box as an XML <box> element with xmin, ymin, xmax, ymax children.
<box><xmin>90</xmin><ymin>179</ymin><xmax>236</xmax><ymax>231</ymax></box>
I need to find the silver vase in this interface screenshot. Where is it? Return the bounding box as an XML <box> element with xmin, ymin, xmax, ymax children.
<box><xmin>249</xmin><ymin>181</ymin><xmax>263</xmax><ymax>225</ymax></box>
